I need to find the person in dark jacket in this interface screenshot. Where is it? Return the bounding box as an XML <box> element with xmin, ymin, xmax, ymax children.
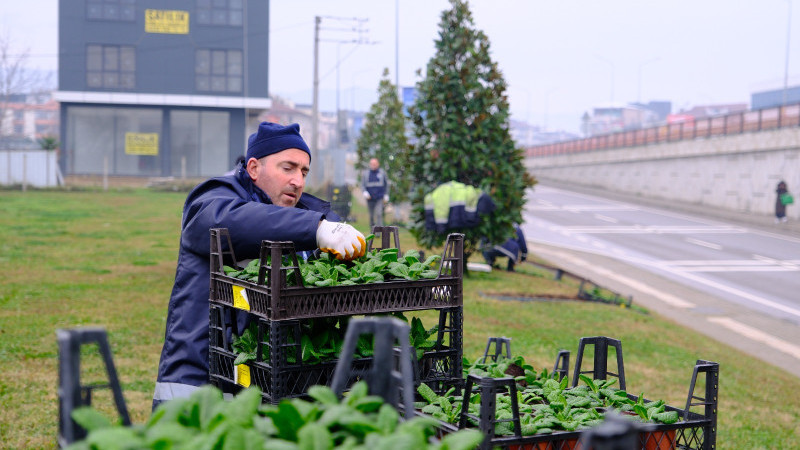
<box><xmin>361</xmin><ymin>158</ymin><xmax>389</xmax><ymax>229</ymax></box>
<box><xmin>775</xmin><ymin>180</ymin><xmax>790</xmax><ymax>223</ymax></box>
<box><xmin>482</xmin><ymin>224</ymin><xmax>528</xmax><ymax>272</ymax></box>
<box><xmin>153</xmin><ymin>122</ymin><xmax>366</xmax><ymax>408</ymax></box>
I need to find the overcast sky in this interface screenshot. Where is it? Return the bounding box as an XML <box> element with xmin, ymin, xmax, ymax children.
<box><xmin>4</xmin><ymin>1</ymin><xmax>799</xmax><ymax>133</ymax></box>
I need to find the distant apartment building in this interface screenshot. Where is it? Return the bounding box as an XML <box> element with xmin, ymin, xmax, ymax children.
<box><xmin>751</xmin><ymin>85</ymin><xmax>800</xmax><ymax>110</ymax></box>
<box><xmin>55</xmin><ymin>0</ymin><xmax>271</xmax><ymax>178</ymax></box>
<box><xmin>0</xmin><ymin>93</ymin><xmax>59</xmax><ymax>145</ymax></box>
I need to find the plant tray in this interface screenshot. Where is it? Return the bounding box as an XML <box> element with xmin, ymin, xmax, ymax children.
<box><xmin>432</xmin><ymin>359</ymin><xmax>718</xmax><ymax>450</ymax></box>
<box><xmin>209</xmin><ymin>227</ymin><xmax>464</xmax><ymax>320</ymax></box>
<box><xmin>208</xmin><ymin>304</ymin><xmax>464</xmax><ymax>403</ymax></box>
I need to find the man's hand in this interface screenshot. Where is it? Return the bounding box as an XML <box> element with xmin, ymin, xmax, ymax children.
<box><xmin>383</xmin><ymin>195</ymin><xmax>389</xmax><ymax>203</ymax></box>
<box><xmin>363</xmin><ymin>191</ymin><xmax>371</xmax><ymax>200</ymax></box>
<box><xmin>317</xmin><ymin>220</ymin><xmax>366</xmax><ymax>261</ymax></box>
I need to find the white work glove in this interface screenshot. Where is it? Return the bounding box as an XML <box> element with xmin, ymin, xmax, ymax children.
<box><xmin>316</xmin><ymin>220</ymin><xmax>366</xmax><ymax>261</ymax></box>
<box><xmin>363</xmin><ymin>191</ymin><xmax>371</xmax><ymax>200</ymax></box>
<box><xmin>383</xmin><ymin>195</ymin><xmax>389</xmax><ymax>203</ymax></box>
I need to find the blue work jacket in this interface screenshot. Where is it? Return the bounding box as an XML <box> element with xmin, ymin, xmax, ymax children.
<box><xmin>153</xmin><ymin>168</ymin><xmax>338</xmax><ymax>405</ymax></box>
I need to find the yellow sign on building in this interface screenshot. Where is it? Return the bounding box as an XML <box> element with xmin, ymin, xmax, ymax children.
<box><xmin>125</xmin><ymin>133</ymin><xmax>159</xmax><ymax>156</ymax></box>
<box><xmin>145</xmin><ymin>9</ymin><xmax>189</xmax><ymax>34</ymax></box>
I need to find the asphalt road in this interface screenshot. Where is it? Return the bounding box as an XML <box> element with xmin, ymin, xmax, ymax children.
<box><xmin>521</xmin><ymin>182</ymin><xmax>800</xmax><ymax>378</ymax></box>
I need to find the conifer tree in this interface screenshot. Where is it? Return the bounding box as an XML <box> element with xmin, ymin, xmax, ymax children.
<box><xmin>355</xmin><ymin>68</ymin><xmax>410</xmax><ymax>203</ymax></box>
<box><xmin>405</xmin><ymin>0</ymin><xmax>536</xmax><ymax>256</ymax></box>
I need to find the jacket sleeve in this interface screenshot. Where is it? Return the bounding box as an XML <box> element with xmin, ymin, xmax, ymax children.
<box><xmin>180</xmin><ymin>183</ymin><xmax>324</xmax><ymax>261</ymax></box>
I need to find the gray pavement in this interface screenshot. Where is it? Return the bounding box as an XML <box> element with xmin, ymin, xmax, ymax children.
<box><xmin>528</xmin><ymin>179</ymin><xmax>800</xmax><ymax>378</ymax></box>
<box><xmin>538</xmin><ymin>178</ymin><xmax>800</xmax><ymax>237</ymax></box>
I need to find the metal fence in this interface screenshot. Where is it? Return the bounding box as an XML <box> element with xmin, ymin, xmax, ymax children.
<box><xmin>527</xmin><ymin>102</ymin><xmax>800</xmax><ymax>157</ymax></box>
<box><xmin>0</xmin><ymin>149</ymin><xmax>63</xmax><ymax>188</ymax></box>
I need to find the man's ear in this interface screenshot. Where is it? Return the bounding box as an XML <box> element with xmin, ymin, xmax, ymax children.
<box><xmin>245</xmin><ymin>157</ymin><xmax>259</xmax><ymax>179</ymax></box>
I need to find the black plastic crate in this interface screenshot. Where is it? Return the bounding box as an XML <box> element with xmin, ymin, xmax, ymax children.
<box><xmin>434</xmin><ymin>359</ymin><xmax>718</xmax><ymax>450</ymax></box>
<box><xmin>209</xmin><ymin>226</ymin><xmax>464</xmax><ymax>320</ymax></box>
<box><xmin>208</xmin><ymin>304</ymin><xmax>463</xmax><ymax>403</ymax></box>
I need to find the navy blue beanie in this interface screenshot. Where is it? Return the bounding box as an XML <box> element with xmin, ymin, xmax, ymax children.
<box><xmin>246</xmin><ymin>122</ymin><xmax>311</xmax><ymax>161</ymax></box>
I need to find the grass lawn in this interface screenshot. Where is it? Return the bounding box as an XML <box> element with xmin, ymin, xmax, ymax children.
<box><xmin>0</xmin><ymin>188</ymin><xmax>798</xmax><ymax>448</ymax></box>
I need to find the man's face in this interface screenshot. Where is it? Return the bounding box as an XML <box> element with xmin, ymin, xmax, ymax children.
<box><xmin>369</xmin><ymin>158</ymin><xmax>379</xmax><ymax>170</ymax></box>
<box><xmin>246</xmin><ymin>148</ymin><xmax>310</xmax><ymax>207</ymax></box>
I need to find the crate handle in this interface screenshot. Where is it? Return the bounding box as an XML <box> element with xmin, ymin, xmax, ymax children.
<box><xmin>683</xmin><ymin>359</ymin><xmax>719</xmax><ymax>448</ymax></box>
<box><xmin>439</xmin><ymin>233</ymin><xmax>464</xmax><ymax>278</ymax></box>
<box><xmin>571</xmin><ymin>336</ymin><xmax>626</xmax><ymax>390</ymax></box>
<box><xmin>553</xmin><ymin>349</ymin><xmax>570</xmax><ymax>382</ymax></box>
<box><xmin>459</xmin><ymin>374</ymin><xmax>522</xmax><ymax>443</ymax></box>
<box><xmin>368</xmin><ymin>226</ymin><xmax>401</xmax><ymax>252</ymax></box>
<box><xmin>57</xmin><ymin>327</ymin><xmax>130</xmax><ymax>447</ymax></box>
<box><xmin>210</xmin><ymin>228</ymin><xmax>239</xmax><ymax>273</ymax></box>
<box><xmin>479</xmin><ymin>336</ymin><xmax>511</xmax><ymax>364</ymax></box>
<box><xmin>331</xmin><ymin>317</ymin><xmax>416</xmax><ymax>418</ymax></box>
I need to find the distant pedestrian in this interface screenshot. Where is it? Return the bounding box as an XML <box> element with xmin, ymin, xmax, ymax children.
<box><xmin>361</xmin><ymin>158</ymin><xmax>389</xmax><ymax>229</ymax></box>
<box><xmin>775</xmin><ymin>180</ymin><xmax>793</xmax><ymax>223</ymax></box>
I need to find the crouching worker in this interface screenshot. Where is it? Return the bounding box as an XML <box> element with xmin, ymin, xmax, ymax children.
<box><xmin>482</xmin><ymin>224</ymin><xmax>528</xmax><ymax>272</ymax></box>
<box><xmin>153</xmin><ymin>122</ymin><xmax>366</xmax><ymax>409</ymax></box>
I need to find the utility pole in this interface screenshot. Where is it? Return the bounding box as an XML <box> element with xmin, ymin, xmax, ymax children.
<box><xmin>311</xmin><ymin>16</ymin><xmax>321</xmax><ymax>188</ymax></box>
<box><xmin>783</xmin><ymin>0</ymin><xmax>793</xmax><ymax>106</ymax></box>
<box><xmin>309</xmin><ymin>16</ymin><xmax>373</xmax><ymax>189</ymax></box>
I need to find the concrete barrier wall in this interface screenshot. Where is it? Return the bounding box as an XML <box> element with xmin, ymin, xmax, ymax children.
<box><xmin>0</xmin><ymin>150</ymin><xmax>62</xmax><ymax>188</ymax></box>
<box><xmin>525</xmin><ymin>128</ymin><xmax>800</xmax><ymax>219</ymax></box>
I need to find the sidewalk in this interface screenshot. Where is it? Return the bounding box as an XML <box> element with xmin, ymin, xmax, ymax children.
<box><xmin>538</xmin><ymin>179</ymin><xmax>800</xmax><ymax>238</ymax></box>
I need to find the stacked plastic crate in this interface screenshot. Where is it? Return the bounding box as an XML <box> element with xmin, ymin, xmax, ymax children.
<box><xmin>207</xmin><ymin>226</ymin><xmax>465</xmax><ymax>404</ymax></box>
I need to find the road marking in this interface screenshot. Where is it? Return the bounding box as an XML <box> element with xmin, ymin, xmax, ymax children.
<box><xmin>685</xmin><ymin>238</ymin><xmax>722</xmax><ymax>250</ymax></box>
<box><xmin>560</xmin><ymin>225</ymin><xmax>747</xmax><ymax>234</ymax></box>
<box><xmin>657</xmin><ymin>264</ymin><xmax>800</xmax><ymax>320</ymax></box>
<box><xmin>659</xmin><ymin>259</ymin><xmax>800</xmax><ymax>272</ymax></box>
<box><xmin>665</xmin><ymin>260</ymin><xmax>775</xmax><ymax>266</ymax></box>
<box><xmin>753</xmin><ymin>254</ymin><xmax>800</xmax><ymax>269</ymax></box>
<box><xmin>535</xmin><ymin>247</ymin><xmax>696</xmax><ymax>309</ymax></box>
<box><xmin>528</xmin><ymin>204</ymin><xmax>638</xmax><ymax>212</ymax></box>
<box><xmin>594</xmin><ymin>214</ymin><xmax>619</xmax><ymax>223</ymax></box>
<box><xmin>707</xmin><ymin>317</ymin><xmax>800</xmax><ymax>360</ymax></box>
<box><xmin>672</xmin><ymin>266</ymin><xmax>799</xmax><ymax>272</ymax></box>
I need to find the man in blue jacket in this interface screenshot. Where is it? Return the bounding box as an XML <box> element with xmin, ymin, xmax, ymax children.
<box><xmin>153</xmin><ymin>122</ymin><xmax>366</xmax><ymax>407</ymax></box>
<box><xmin>361</xmin><ymin>158</ymin><xmax>389</xmax><ymax>229</ymax></box>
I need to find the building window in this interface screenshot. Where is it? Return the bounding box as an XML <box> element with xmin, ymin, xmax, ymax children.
<box><xmin>87</xmin><ymin>0</ymin><xmax>136</xmax><ymax>22</ymax></box>
<box><xmin>87</xmin><ymin>45</ymin><xmax>136</xmax><ymax>90</ymax></box>
<box><xmin>196</xmin><ymin>0</ymin><xmax>243</xmax><ymax>26</ymax></box>
<box><xmin>67</xmin><ymin>106</ymin><xmax>162</xmax><ymax>176</ymax></box>
<box><xmin>195</xmin><ymin>49</ymin><xmax>242</xmax><ymax>93</ymax></box>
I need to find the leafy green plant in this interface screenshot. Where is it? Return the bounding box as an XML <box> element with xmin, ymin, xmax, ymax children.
<box><xmin>223</xmin><ymin>242</ymin><xmax>442</xmax><ymax>288</ymax></box>
<box><xmin>231</xmin><ymin>322</ymin><xmax>258</xmax><ymax>365</ymax></box>
<box><xmin>66</xmin><ymin>381</ymin><xmax>485</xmax><ymax>450</ymax></box>
<box><xmin>229</xmin><ymin>313</ymin><xmax>441</xmax><ymax>366</ymax></box>
<box><xmin>418</xmin><ymin>354</ymin><xmax>685</xmax><ymax>438</ymax></box>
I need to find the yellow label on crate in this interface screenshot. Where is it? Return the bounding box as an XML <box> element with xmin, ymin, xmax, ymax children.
<box><xmin>232</xmin><ymin>285</ymin><xmax>250</xmax><ymax>311</ymax></box>
<box><xmin>234</xmin><ymin>364</ymin><xmax>251</xmax><ymax>387</ymax></box>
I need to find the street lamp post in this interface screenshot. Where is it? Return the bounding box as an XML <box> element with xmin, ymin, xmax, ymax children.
<box><xmin>783</xmin><ymin>0</ymin><xmax>793</xmax><ymax>106</ymax></box>
<box><xmin>594</xmin><ymin>55</ymin><xmax>615</xmax><ymax>104</ymax></box>
<box><xmin>544</xmin><ymin>87</ymin><xmax>560</xmax><ymax>131</ymax></box>
<box><xmin>637</xmin><ymin>58</ymin><xmax>660</xmax><ymax>104</ymax></box>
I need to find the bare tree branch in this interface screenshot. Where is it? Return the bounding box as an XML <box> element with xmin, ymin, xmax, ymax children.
<box><xmin>0</xmin><ymin>29</ymin><xmax>45</xmax><ymax>134</ymax></box>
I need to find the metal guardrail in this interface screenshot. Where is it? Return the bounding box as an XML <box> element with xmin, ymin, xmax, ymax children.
<box><xmin>527</xmin><ymin>102</ymin><xmax>800</xmax><ymax>157</ymax></box>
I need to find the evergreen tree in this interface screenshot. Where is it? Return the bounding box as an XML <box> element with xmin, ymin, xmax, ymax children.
<box><xmin>355</xmin><ymin>68</ymin><xmax>410</xmax><ymax>203</ymax></box>
<box><xmin>405</xmin><ymin>0</ymin><xmax>536</xmax><ymax>257</ymax></box>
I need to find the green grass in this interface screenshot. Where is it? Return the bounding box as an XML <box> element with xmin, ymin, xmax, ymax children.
<box><xmin>0</xmin><ymin>189</ymin><xmax>799</xmax><ymax>448</ymax></box>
